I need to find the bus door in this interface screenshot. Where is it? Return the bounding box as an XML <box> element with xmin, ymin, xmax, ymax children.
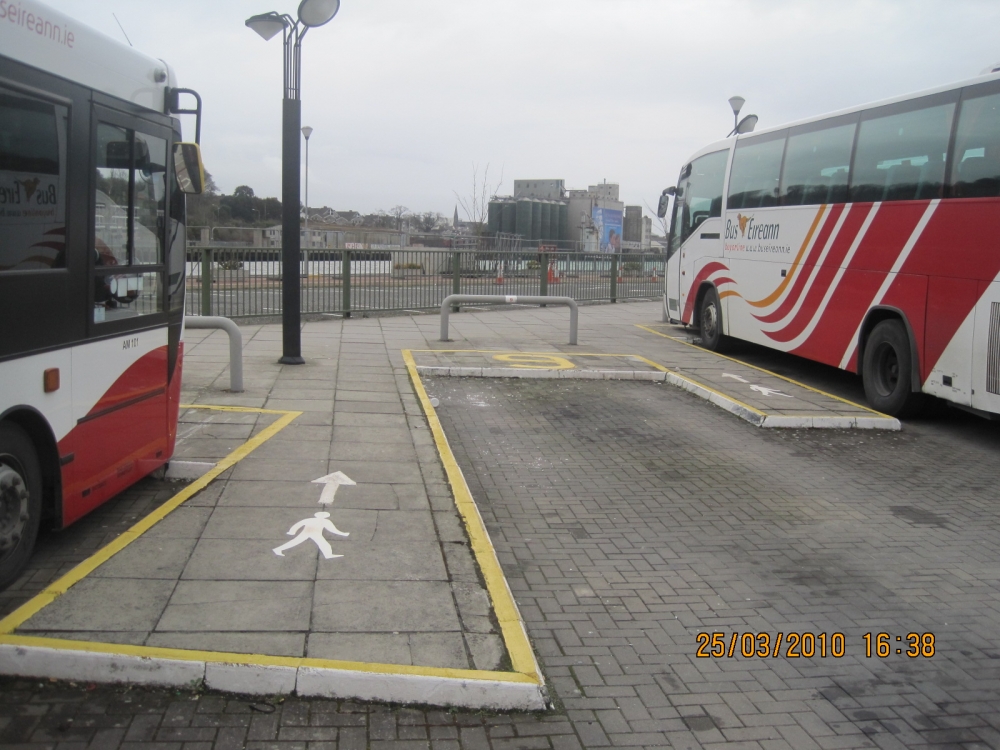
<box><xmin>670</xmin><ymin>150</ymin><xmax>729</xmax><ymax>325</ymax></box>
<box><xmin>62</xmin><ymin>106</ymin><xmax>174</xmax><ymax>525</ymax></box>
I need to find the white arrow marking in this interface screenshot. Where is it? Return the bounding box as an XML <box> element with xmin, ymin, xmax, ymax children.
<box><xmin>722</xmin><ymin>373</ymin><xmax>750</xmax><ymax>383</ymax></box>
<box><xmin>750</xmin><ymin>384</ymin><xmax>793</xmax><ymax>398</ymax></box>
<box><xmin>312</xmin><ymin>471</ymin><xmax>357</xmax><ymax>505</ymax></box>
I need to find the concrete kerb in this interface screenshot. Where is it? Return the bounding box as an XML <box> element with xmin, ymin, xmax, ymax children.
<box><xmin>412</xmin><ymin>350</ymin><xmax>900</xmax><ymax>430</ymax></box>
<box><xmin>0</xmin><ymin>403</ymin><xmax>548</xmax><ymax>710</ymax></box>
<box><xmin>635</xmin><ymin>323</ymin><xmax>901</xmax><ymax>430</ymax></box>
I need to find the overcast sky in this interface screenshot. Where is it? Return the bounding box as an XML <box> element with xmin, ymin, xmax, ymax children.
<box><xmin>42</xmin><ymin>0</ymin><xmax>1000</xmax><ymax>221</ymax></box>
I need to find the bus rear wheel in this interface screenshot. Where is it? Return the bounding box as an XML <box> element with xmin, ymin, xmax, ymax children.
<box><xmin>0</xmin><ymin>423</ymin><xmax>42</xmax><ymax>591</ymax></box>
<box><xmin>698</xmin><ymin>286</ymin><xmax>725</xmax><ymax>351</ymax></box>
<box><xmin>862</xmin><ymin>320</ymin><xmax>925</xmax><ymax>418</ymax></box>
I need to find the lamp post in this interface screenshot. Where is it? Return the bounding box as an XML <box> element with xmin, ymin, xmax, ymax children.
<box><xmin>728</xmin><ymin>96</ymin><xmax>745</xmax><ymax>135</ymax></box>
<box><xmin>301</xmin><ymin>125</ymin><xmax>312</xmax><ymax>277</ymax></box>
<box><xmin>246</xmin><ymin>0</ymin><xmax>340</xmax><ymax>365</ymax></box>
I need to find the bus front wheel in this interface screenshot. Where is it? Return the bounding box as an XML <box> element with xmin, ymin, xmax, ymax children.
<box><xmin>0</xmin><ymin>423</ymin><xmax>42</xmax><ymax>591</ymax></box>
<box><xmin>698</xmin><ymin>287</ymin><xmax>725</xmax><ymax>351</ymax></box>
<box><xmin>862</xmin><ymin>320</ymin><xmax>925</xmax><ymax>418</ymax></box>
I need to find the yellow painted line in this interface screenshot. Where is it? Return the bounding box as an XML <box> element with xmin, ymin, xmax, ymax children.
<box><xmin>0</xmin><ymin>405</ymin><xmax>302</xmax><ymax>637</ymax></box>
<box><xmin>635</xmin><ymin>324</ymin><xmax>894</xmax><ymax>418</ymax></box>
<box><xmin>410</xmin><ymin>348</ymin><xmax>642</xmax><ymax>357</ymax></box>
<box><xmin>0</xmin><ymin>633</ymin><xmax>537</xmax><ymax>683</ymax></box>
<box><xmin>403</xmin><ymin>349</ymin><xmax>543</xmax><ymax>685</ymax></box>
<box><xmin>627</xmin><ymin>353</ymin><xmax>768</xmax><ymax>419</ymax></box>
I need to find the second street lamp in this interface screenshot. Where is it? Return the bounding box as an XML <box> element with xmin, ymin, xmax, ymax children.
<box><xmin>302</xmin><ymin>125</ymin><xmax>312</xmax><ymax>278</ymax></box>
<box><xmin>246</xmin><ymin>0</ymin><xmax>340</xmax><ymax>364</ymax></box>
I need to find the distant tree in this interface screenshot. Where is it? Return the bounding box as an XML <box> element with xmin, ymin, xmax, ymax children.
<box><xmin>185</xmin><ymin>169</ymin><xmax>220</xmax><ymax>229</ymax></box>
<box><xmin>362</xmin><ymin>211</ymin><xmax>395</xmax><ymax>229</ymax></box>
<box><xmin>455</xmin><ymin>162</ymin><xmax>503</xmax><ymax>236</ymax></box>
<box><xmin>388</xmin><ymin>205</ymin><xmax>410</xmax><ymax>231</ymax></box>
<box><xmin>411</xmin><ymin>211</ymin><xmax>443</xmax><ymax>233</ymax></box>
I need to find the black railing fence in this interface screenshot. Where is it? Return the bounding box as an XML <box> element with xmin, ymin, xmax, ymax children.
<box><xmin>186</xmin><ymin>247</ymin><xmax>666</xmax><ymax>318</ymax></box>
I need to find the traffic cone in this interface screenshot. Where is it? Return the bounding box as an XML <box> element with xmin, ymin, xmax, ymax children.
<box><xmin>547</xmin><ymin>260</ymin><xmax>560</xmax><ymax>284</ymax></box>
<box><xmin>496</xmin><ymin>264</ymin><xmax>504</xmax><ymax>285</ymax></box>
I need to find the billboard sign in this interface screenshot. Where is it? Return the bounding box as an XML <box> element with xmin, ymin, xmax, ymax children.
<box><xmin>592</xmin><ymin>206</ymin><xmax>622</xmax><ymax>253</ymax></box>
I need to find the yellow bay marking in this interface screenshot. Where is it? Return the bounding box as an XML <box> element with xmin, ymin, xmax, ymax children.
<box><xmin>635</xmin><ymin>323</ymin><xmax>893</xmax><ymax>418</ymax></box>
<box><xmin>0</xmin><ymin>403</ymin><xmax>542</xmax><ymax>685</ymax></box>
<box><xmin>403</xmin><ymin>349</ymin><xmax>543</xmax><ymax>684</ymax></box>
<box><xmin>493</xmin><ymin>353</ymin><xmax>575</xmax><ymax>370</ymax></box>
<box><xmin>413</xmin><ymin>348</ymin><xmax>768</xmax><ymax>420</ymax></box>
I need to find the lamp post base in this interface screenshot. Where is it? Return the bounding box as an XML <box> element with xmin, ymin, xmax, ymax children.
<box><xmin>279</xmin><ymin>355</ymin><xmax>306</xmax><ymax>365</ymax></box>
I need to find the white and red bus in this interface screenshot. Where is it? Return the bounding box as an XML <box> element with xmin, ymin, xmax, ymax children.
<box><xmin>0</xmin><ymin>1</ymin><xmax>204</xmax><ymax>587</ymax></box>
<box><xmin>663</xmin><ymin>70</ymin><xmax>1000</xmax><ymax>419</ymax></box>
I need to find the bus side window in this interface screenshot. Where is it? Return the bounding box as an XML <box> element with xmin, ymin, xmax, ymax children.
<box><xmin>93</xmin><ymin>121</ymin><xmax>167</xmax><ymax>324</ymax></box>
<box><xmin>951</xmin><ymin>89</ymin><xmax>1000</xmax><ymax>198</ymax></box>
<box><xmin>851</xmin><ymin>98</ymin><xmax>955</xmax><ymax>203</ymax></box>
<box><xmin>781</xmin><ymin>119</ymin><xmax>856</xmax><ymax>206</ymax></box>
<box><xmin>0</xmin><ymin>88</ymin><xmax>68</xmax><ymax>272</ymax></box>
<box><xmin>727</xmin><ymin>134</ymin><xmax>786</xmax><ymax>210</ymax></box>
<box><xmin>677</xmin><ymin>149</ymin><xmax>728</xmax><ymax>244</ymax></box>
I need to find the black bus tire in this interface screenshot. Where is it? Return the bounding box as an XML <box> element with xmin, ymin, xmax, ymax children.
<box><xmin>698</xmin><ymin>286</ymin><xmax>725</xmax><ymax>351</ymax></box>
<box><xmin>862</xmin><ymin>319</ymin><xmax>925</xmax><ymax>418</ymax></box>
<box><xmin>0</xmin><ymin>423</ymin><xmax>43</xmax><ymax>591</ymax></box>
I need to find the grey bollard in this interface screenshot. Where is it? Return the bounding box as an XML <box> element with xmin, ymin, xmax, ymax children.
<box><xmin>184</xmin><ymin>315</ymin><xmax>244</xmax><ymax>392</ymax></box>
<box><xmin>440</xmin><ymin>294</ymin><xmax>577</xmax><ymax>345</ymax></box>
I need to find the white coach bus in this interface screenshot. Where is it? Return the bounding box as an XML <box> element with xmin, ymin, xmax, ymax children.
<box><xmin>662</xmin><ymin>71</ymin><xmax>1000</xmax><ymax>418</ymax></box>
<box><xmin>0</xmin><ymin>0</ymin><xmax>204</xmax><ymax>587</ymax></box>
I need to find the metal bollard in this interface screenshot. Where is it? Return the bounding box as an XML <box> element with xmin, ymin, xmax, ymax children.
<box><xmin>184</xmin><ymin>315</ymin><xmax>244</xmax><ymax>392</ymax></box>
<box><xmin>440</xmin><ymin>294</ymin><xmax>577</xmax><ymax>345</ymax></box>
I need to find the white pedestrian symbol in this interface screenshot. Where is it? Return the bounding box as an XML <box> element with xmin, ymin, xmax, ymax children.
<box><xmin>722</xmin><ymin>372</ymin><xmax>750</xmax><ymax>383</ymax></box>
<box><xmin>273</xmin><ymin>512</ymin><xmax>349</xmax><ymax>559</ymax></box>
<box><xmin>750</xmin><ymin>384</ymin><xmax>793</xmax><ymax>398</ymax></box>
<box><xmin>312</xmin><ymin>471</ymin><xmax>356</xmax><ymax>505</ymax></box>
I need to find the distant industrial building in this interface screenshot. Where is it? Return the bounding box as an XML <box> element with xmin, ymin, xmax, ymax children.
<box><xmin>489</xmin><ymin>179</ymin><xmax>642</xmax><ymax>252</ymax></box>
<box><xmin>623</xmin><ymin>206</ymin><xmax>653</xmax><ymax>250</ymax></box>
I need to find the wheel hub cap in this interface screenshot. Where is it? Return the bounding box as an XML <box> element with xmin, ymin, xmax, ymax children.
<box><xmin>0</xmin><ymin>464</ymin><xmax>29</xmax><ymax>556</ymax></box>
<box><xmin>702</xmin><ymin>304</ymin><xmax>718</xmax><ymax>340</ymax></box>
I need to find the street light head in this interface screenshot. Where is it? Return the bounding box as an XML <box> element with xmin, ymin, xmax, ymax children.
<box><xmin>298</xmin><ymin>0</ymin><xmax>340</xmax><ymax>27</ymax></box>
<box><xmin>735</xmin><ymin>114</ymin><xmax>758</xmax><ymax>134</ymax></box>
<box><xmin>728</xmin><ymin>96</ymin><xmax>745</xmax><ymax>117</ymax></box>
<box><xmin>301</xmin><ymin>126</ymin><xmax>313</xmax><ymax>139</ymax></box>
<box><xmin>245</xmin><ymin>12</ymin><xmax>287</xmax><ymax>41</ymax></box>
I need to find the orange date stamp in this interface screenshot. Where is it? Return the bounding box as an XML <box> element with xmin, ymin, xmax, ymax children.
<box><xmin>696</xmin><ymin>632</ymin><xmax>936</xmax><ymax>658</ymax></box>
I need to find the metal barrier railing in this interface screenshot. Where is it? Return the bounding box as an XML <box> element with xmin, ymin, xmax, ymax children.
<box><xmin>185</xmin><ymin>248</ymin><xmax>666</xmax><ymax>318</ymax></box>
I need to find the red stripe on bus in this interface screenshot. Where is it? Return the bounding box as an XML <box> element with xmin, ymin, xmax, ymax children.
<box><xmin>58</xmin><ymin>347</ymin><xmax>171</xmax><ymax>527</ymax></box>
<box><xmin>681</xmin><ymin>261</ymin><xmax>730</xmax><ymax>323</ymax></box>
<box><xmin>753</xmin><ymin>203</ymin><xmax>845</xmax><ymax>325</ymax></box>
<box><xmin>762</xmin><ymin>204</ymin><xmax>874</xmax><ymax>344</ymax></box>
<box><xmin>791</xmin><ymin>202</ymin><xmax>929</xmax><ymax>366</ymax></box>
<box><xmin>898</xmin><ymin>200</ymin><xmax>1000</xmax><ymax>379</ymax></box>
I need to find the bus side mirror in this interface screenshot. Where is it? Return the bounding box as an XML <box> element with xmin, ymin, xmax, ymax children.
<box><xmin>174</xmin><ymin>142</ymin><xmax>205</xmax><ymax>194</ymax></box>
<box><xmin>657</xmin><ymin>186</ymin><xmax>676</xmax><ymax>218</ymax></box>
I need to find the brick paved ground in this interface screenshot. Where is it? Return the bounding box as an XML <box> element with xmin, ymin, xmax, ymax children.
<box><xmin>5</xmin><ymin>368</ymin><xmax>1000</xmax><ymax>749</ymax></box>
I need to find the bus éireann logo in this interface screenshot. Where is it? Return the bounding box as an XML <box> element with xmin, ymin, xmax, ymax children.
<box><xmin>726</xmin><ymin>213</ymin><xmax>780</xmax><ymax>241</ymax></box>
<box><xmin>19</xmin><ymin>178</ymin><xmax>40</xmax><ymax>201</ymax></box>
